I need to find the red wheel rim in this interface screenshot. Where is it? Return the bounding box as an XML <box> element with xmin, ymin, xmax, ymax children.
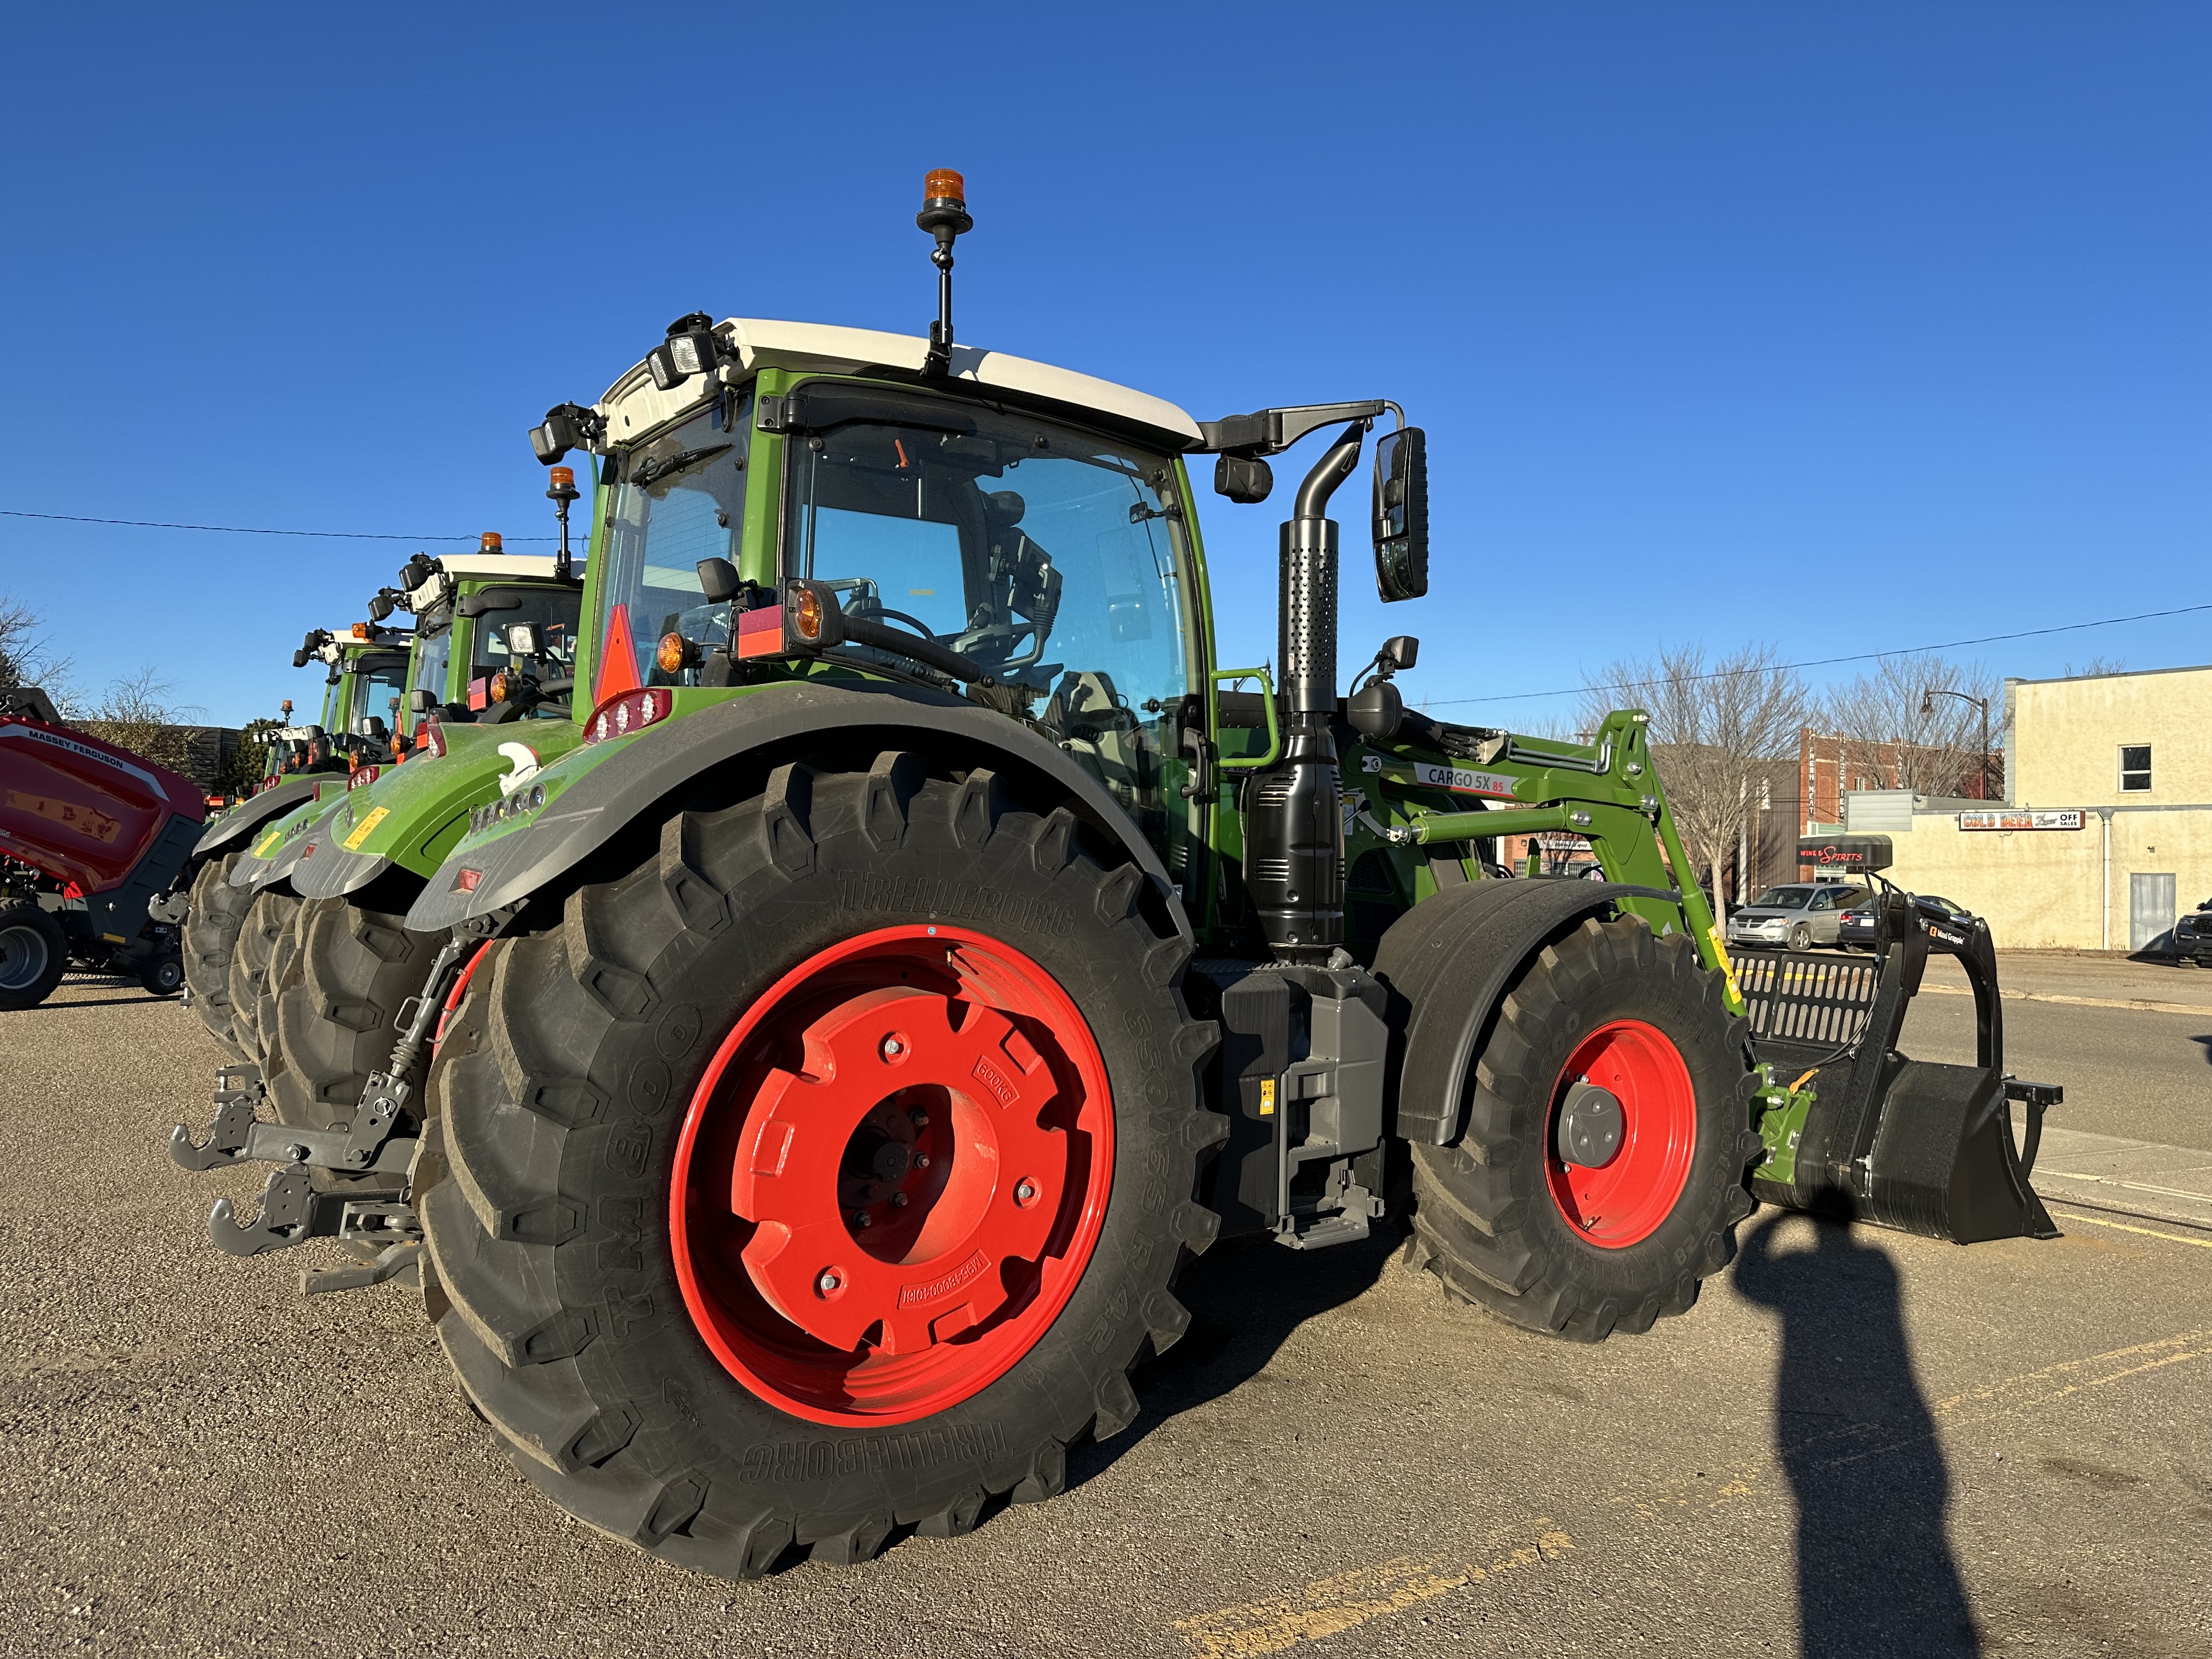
<box><xmin>669</xmin><ymin>925</ymin><xmax>1114</xmax><ymax>1425</ymax></box>
<box><xmin>1544</xmin><ymin>1019</ymin><xmax>1696</xmax><ymax>1248</ymax></box>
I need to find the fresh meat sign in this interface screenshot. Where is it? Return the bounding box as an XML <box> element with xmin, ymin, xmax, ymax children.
<box><xmin>1959</xmin><ymin>809</ymin><xmax>2083</xmax><ymax>832</ymax></box>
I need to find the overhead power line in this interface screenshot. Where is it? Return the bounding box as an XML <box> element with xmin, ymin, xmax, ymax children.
<box><xmin>0</xmin><ymin>509</ymin><xmax>557</xmax><ymax>542</ymax></box>
<box><xmin>1429</xmin><ymin>601</ymin><xmax>2212</xmax><ymax>707</ymax></box>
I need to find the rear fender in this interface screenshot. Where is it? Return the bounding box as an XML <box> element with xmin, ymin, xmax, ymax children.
<box><xmin>1373</xmin><ymin>879</ymin><xmax>1697</xmax><ymax>1146</ymax></box>
<box><xmin>404</xmin><ymin>680</ymin><xmax>1187</xmax><ymax>938</ymax></box>
<box><xmin>290</xmin><ymin>721</ymin><xmax>583</xmax><ymax>901</ymax></box>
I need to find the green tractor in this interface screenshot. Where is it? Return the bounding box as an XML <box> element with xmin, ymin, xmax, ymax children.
<box><xmin>181</xmin><ymin>533</ymin><xmax>583</xmax><ymax>1138</ymax></box>
<box><xmin>177</xmin><ymin>173</ymin><xmax>2059</xmax><ymax>1576</ymax></box>
<box><xmin>178</xmin><ymin>618</ymin><xmax>414</xmax><ymax>1056</ymax></box>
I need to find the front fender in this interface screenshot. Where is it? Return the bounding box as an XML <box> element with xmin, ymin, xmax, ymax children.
<box><xmin>1375</xmin><ymin>878</ymin><xmax>1689</xmax><ymax>1146</ymax></box>
<box><xmin>405</xmin><ymin>680</ymin><xmax>1186</xmax><ymax>936</ymax></box>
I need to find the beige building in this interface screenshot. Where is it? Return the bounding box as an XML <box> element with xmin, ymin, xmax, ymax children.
<box><xmin>1831</xmin><ymin>663</ymin><xmax>2212</xmax><ymax>951</ymax></box>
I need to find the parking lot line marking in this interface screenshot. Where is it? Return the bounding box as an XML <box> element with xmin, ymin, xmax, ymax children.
<box><xmin>1170</xmin><ymin>1327</ymin><xmax>2209</xmax><ymax>1653</ymax></box>
<box><xmin>1171</xmin><ymin>1521</ymin><xmax>1572</xmax><ymax>1658</ymax></box>
<box><xmin>2049</xmin><ymin>1210</ymin><xmax>2212</xmax><ymax>1250</ymax></box>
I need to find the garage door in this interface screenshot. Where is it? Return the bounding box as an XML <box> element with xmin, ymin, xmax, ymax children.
<box><xmin>2130</xmin><ymin>872</ymin><xmax>2176</xmax><ymax>951</ymax></box>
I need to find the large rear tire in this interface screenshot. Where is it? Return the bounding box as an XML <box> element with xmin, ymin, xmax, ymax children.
<box><xmin>183</xmin><ymin>852</ymin><xmax>254</xmax><ymax>1058</ymax></box>
<box><xmin>0</xmin><ymin>901</ymin><xmax>69</xmax><ymax>1011</ymax></box>
<box><xmin>269</xmin><ymin>896</ymin><xmax>439</xmax><ymax>1130</ymax></box>
<box><xmin>417</xmin><ymin>753</ymin><xmax>1223</xmax><ymax>1577</ymax></box>
<box><xmin>1407</xmin><ymin>915</ymin><xmax>1760</xmax><ymax>1342</ymax></box>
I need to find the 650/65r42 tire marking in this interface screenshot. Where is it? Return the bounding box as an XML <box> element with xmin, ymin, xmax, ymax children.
<box><xmin>670</xmin><ymin>924</ymin><xmax>1115</xmax><ymax>1425</ymax></box>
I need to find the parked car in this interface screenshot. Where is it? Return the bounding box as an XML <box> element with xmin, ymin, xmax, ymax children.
<box><xmin>2176</xmin><ymin>898</ymin><xmax>2212</xmax><ymax>967</ymax></box>
<box><xmin>1725</xmin><ymin>881</ymin><xmax>1869</xmax><ymax>951</ymax></box>
<box><xmin>1837</xmin><ymin>891</ymin><xmax>1973</xmax><ymax>951</ymax></box>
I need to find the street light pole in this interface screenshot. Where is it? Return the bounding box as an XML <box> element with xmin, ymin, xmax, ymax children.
<box><xmin>1921</xmin><ymin>686</ymin><xmax>1993</xmax><ymax>801</ymax></box>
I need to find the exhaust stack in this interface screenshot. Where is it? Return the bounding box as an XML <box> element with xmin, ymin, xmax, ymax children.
<box><xmin>1247</xmin><ymin>422</ymin><xmax>1367</xmax><ymax>960</ymax></box>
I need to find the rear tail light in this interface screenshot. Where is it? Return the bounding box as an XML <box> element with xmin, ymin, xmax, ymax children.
<box><xmin>417</xmin><ymin>720</ymin><xmax>448</xmax><ymax>759</ymax></box>
<box><xmin>348</xmin><ymin>766</ymin><xmax>380</xmax><ymax>789</ymax></box>
<box><xmin>583</xmin><ymin>688</ymin><xmax>672</xmax><ymax>744</ymax></box>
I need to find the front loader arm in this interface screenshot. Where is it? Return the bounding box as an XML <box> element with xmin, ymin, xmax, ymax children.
<box><xmin>1368</xmin><ymin>709</ymin><xmax>1742</xmax><ymax>1012</ymax></box>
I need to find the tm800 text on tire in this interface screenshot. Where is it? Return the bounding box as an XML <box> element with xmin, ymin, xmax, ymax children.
<box><xmin>1407</xmin><ymin>915</ymin><xmax>1762</xmax><ymax>1342</ymax></box>
<box><xmin>417</xmin><ymin>752</ymin><xmax>1224</xmax><ymax>1578</ymax></box>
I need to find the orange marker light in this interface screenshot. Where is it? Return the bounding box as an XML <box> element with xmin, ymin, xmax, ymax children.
<box><xmin>351</xmin><ymin>623</ymin><xmax>372</xmax><ymax>639</ymax></box>
<box><xmin>793</xmin><ymin>586</ymin><xmax>823</xmax><ymax>642</ymax></box>
<box><xmin>489</xmin><ymin>670</ymin><xmax>512</xmax><ymax>704</ymax></box>
<box><xmin>549</xmin><ymin>466</ymin><xmax>574</xmax><ymax>490</ymax></box>
<box><xmin>480</xmin><ymin>532</ymin><xmax>503</xmax><ymax>553</ymax></box>
<box><xmin>656</xmin><ymin>632</ymin><xmax>690</xmax><ymax>675</ymax></box>
<box><xmin>924</xmin><ymin>168</ymin><xmax>966</xmax><ymax>204</ymax></box>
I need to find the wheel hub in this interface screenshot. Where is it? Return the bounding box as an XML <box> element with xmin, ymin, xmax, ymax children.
<box><xmin>670</xmin><ymin>925</ymin><xmax>1115</xmax><ymax>1424</ymax></box>
<box><xmin>1555</xmin><ymin>1079</ymin><xmax>1624</xmax><ymax>1167</ymax></box>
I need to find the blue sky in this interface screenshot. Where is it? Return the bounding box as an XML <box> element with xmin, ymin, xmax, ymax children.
<box><xmin>1</xmin><ymin>4</ymin><xmax>2204</xmax><ymax>727</ymax></box>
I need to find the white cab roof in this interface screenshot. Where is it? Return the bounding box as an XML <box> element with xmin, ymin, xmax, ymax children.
<box><xmin>405</xmin><ymin>552</ymin><xmax>564</xmax><ymax>611</ymax></box>
<box><xmin>600</xmin><ymin>318</ymin><xmax>1202</xmax><ymax>449</ymax></box>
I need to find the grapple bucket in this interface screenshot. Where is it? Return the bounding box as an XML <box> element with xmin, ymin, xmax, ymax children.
<box><xmin>1737</xmin><ymin>885</ymin><xmax>2061</xmax><ymax>1245</ymax></box>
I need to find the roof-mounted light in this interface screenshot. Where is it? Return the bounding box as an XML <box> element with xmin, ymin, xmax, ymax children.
<box><xmin>529</xmin><ymin>403</ymin><xmax>606</xmax><ymax>466</ymax></box>
<box><xmin>479</xmin><ymin>532</ymin><xmax>503</xmax><ymax>554</ymax></box>
<box><xmin>647</xmin><ymin>311</ymin><xmax>721</xmax><ymax>392</ymax></box>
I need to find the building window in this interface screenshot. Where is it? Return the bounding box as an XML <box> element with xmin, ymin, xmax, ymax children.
<box><xmin>2119</xmin><ymin>744</ymin><xmax>2152</xmax><ymax>793</ymax></box>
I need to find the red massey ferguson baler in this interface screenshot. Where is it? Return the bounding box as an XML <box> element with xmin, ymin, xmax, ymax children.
<box><xmin>0</xmin><ymin>687</ymin><xmax>208</xmax><ymax>1008</ymax></box>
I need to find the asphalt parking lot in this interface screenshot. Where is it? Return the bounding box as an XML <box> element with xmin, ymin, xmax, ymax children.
<box><xmin>2</xmin><ymin>954</ymin><xmax>2208</xmax><ymax>1658</ymax></box>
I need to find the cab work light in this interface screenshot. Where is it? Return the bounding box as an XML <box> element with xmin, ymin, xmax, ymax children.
<box><xmin>647</xmin><ymin>312</ymin><xmax>720</xmax><ymax>391</ymax></box>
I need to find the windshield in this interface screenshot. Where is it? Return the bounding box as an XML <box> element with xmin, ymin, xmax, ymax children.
<box><xmin>453</xmin><ymin>585</ymin><xmax>583</xmax><ymax>719</ymax></box>
<box><xmin>1751</xmin><ymin>888</ymin><xmax>1812</xmax><ymax>909</ymax></box>
<box><xmin>599</xmin><ymin>394</ymin><xmax>752</xmax><ymax>693</ymax></box>
<box><xmin>409</xmin><ymin>603</ymin><xmax>454</xmax><ymax>730</ymax></box>
<box><xmin>346</xmin><ymin>650</ymin><xmax>409</xmax><ymax>736</ymax></box>
<box><xmin>786</xmin><ymin>386</ymin><xmax>1189</xmax><ymax>725</ymax></box>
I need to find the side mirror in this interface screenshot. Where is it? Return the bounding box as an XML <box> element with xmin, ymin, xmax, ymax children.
<box><xmin>505</xmin><ymin>622</ymin><xmax>544</xmax><ymax>657</ymax></box>
<box><xmin>696</xmin><ymin>557</ymin><xmax>742</xmax><ymax>603</ymax></box>
<box><xmin>1372</xmin><ymin>425</ymin><xmax>1429</xmax><ymax>602</ymax></box>
<box><xmin>291</xmin><ymin>649</ymin><xmax>309</xmax><ymax>668</ymax></box>
<box><xmin>355</xmin><ymin>715</ymin><xmax>388</xmax><ymax>741</ymax></box>
<box><xmin>1381</xmin><ymin>635</ymin><xmax>1419</xmax><ymax>672</ymax></box>
<box><xmin>409</xmin><ymin>688</ymin><xmax>436</xmax><ymax>714</ymax></box>
<box><xmin>1213</xmin><ymin>455</ymin><xmax>1273</xmax><ymax>505</ymax></box>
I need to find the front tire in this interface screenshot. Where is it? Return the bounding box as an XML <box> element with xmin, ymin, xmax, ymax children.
<box><xmin>1787</xmin><ymin>922</ymin><xmax>1812</xmax><ymax>951</ymax></box>
<box><xmin>418</xmin><ymin>753</ymin><xmax>1223</xmax><ymax>1577</ymax></box>
<box><xmin>1407</xmin><ymin>916</ymin><xmax>1760</xmax><ymax>1342</ymax></box>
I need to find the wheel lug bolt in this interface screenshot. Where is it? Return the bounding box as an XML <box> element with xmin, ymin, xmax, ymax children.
<box><xmin>817</xmin><ymin>1269</ymin><xmax>843</xmax><ymax>1294</ymax></box>
<box><xmin>853</xmin><ymin>1211</ymin><xmax>872</xmax><ymax>1229</ymax></box>
<box><xmin>914</xmin><ymin>1154</ymin><xmax>931</xmax><ymax>1170</ymax></box>
<box><xmin>1014</xmin><ymin>1179</ymin><xmax>1038</xmax><ymax>1206</ymax></box>
<box><xmin>910</xmin><ymin>1109</ymin><xmax>929</xmax><ymax>1128</ymax></box>
<box><xmin>881</xmin><ymin>1035</ymin><xmax>905</xmax><ymax>1060</ymax></box>
<box><xmin>891</xmin><ymin>1192</ymin><xmax>909</xmax><ymax>1208</ymax></box>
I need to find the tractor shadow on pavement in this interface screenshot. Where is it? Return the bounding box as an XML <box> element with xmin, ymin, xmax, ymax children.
<box><xmin>1066</xmin><ymin>1225</ymin><xmax>1400</xmax><ymax>1486</ymax></box>
<box><xmin>1734</xmin><ymin>1212</ymin><xmax>1982</xmax><ymax>1659</ymax></box>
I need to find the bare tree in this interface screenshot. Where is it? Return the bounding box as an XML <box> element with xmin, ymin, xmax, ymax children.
<box><xmin>0</xmin><ymin>593</ymin><xmax>76</xmax><ymax>700</ymax></box>
<box><xmin>2061</xmin><ymin>656</ymin><xmax>2126</xmax><ymax>679</ymax></box>
<box><xmin>1578</xmin><ymin>642</ymin><xmax>1807</xmax><ymax>911</ymax></box>
<box><xmin>1819</xmin><ymin>651</ymin><xmax>2004</xmax><ymax>800</ymax></box>
<box><xmin>75</xmin><ymin>668</ymin><xmax>208</xmax><ymax>776</ymax></box>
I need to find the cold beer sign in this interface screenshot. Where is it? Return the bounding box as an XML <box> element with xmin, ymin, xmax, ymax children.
<box><xmin>1958</xmin><ymin>809</ymin><xmax>2084</xmax><ymax>832</ymax></box>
